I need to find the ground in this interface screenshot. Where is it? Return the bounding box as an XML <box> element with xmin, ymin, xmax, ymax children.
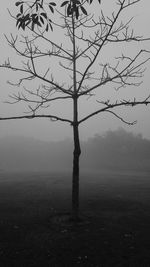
<box><xmin>0</xmin><ymin>170</ymin><xmax>150</xmax><ymax>266</ymax></box>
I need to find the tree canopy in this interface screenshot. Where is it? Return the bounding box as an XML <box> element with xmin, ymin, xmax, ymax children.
<box><xmin>15</xmin><ymin>0</ymin><xmax>101</xmax><ymax>31</ymax></box>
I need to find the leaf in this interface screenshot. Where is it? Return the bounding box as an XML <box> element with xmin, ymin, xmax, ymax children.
<box><xmin>31</xmin><ymin>22</ymin><xmax>35</xmax><ymax>31</ymax></box>
<box><xmin>49</xmin><ymin>23</ymin><xmax>53</xmax><ymax>31</ymax></box>
<box><xmin>20</xmin><ymin>4</ymin><xmax>23</xmax><ymax>14</ymax></box>
<box><xmin>31</xmin><ymin>13</ymin><xmax>37</xmax><ymax>19</ymax></box>
<box><xmin>39</xmin><ymin>4</ymin><xmax>43</xmax><ymax>8</ymax></box>
<box><xmin>24</xmin><ymin>14</ymin><xmax>30</xmax><ymax>22</ymax></box>
<box><xmin>15</xmin><ymin>1</ymin><xmax>23</xmax><ymax>6</ymax></box>
<box><xmin>61</xmin><ymin>1</ymin><xmax>69</xmax><ymax>7</ymax></box>
<box><xmin>17</xmin><ymin>19</ymin><xmax>25</xmax><ymax>30</ymax></box>
<box><xmin>40</xmin><ymin>12</ymin><xmax>47</xmax><ymax>19</ymax></box>
<box><xmin>46</xmin><ymin>24</ymin><xmax>49</xmax><ymax>32</ymax></box>
<box><xmin>25</xmin><ymin>20</ymin><xmax>31</xmax><ymax>27</ymax></box>
<box><xmin>37</xmin><ymin>21</ymin><xmax>42</xmax><ymax>27</ymax></box>
<box><xmin>35</xmin><ymin>18</ymin><xmax>41</xmax><ymax>27</ymax></box>
<box><xmin>80</xmin><ymin>5</ymin><xmax>87</xmax><ymax>15</ymax></box>
<box><xmin>34</xmin><ymin>16</ymin><xmax>39</xmax><ymax>23</ymax></box>
<box><xmin>75</xmin><ymin>7</ymin><xmax>79</xmax><ymax>19</ymax></box>
<box><xmin>75</xmin><ymin>0</ymin><xmax>81</xmax><ymax>4</ymax></box>
<box><xmin>21</xmin><ymin>22</ymin><xmax>26</xmax><ymax>30</ymax></box>
<box><xmin>49</xmin><ymin>2</ymin><xmax>56</xmax><ymax>6</ymax></box>
<box><xmin>67</xmin><ymin>4</ymin><xmax>72</xmax><ymax>16</ymax></box>
<box><xmin>36</xmin><ymin>3</ymin><xmax>39</xmax><ymax>12</ymax></box>
<box><xmin>40</xmin><ymin>16</ymin><xmax>44</xmax><ymax>24</ymax></box>
<box><xmin>18</xmin><ymin>22</ymin><xmax>21</xmax><ymax>29</ymax></box>
<box><xmin>72</xmin><ymin>0</ymin><xmax>80</xmax><ymax>4</ymax></box>
<box><xmin>49</xmin><ymin>5</ymin><xmax>54</xmax><ymax>13</ymax></box>
<box><xmin>16</xmin><ymin>18</ymin><xmax>21</xmax><ymax>26</ymax></box>
<box><xmin>16</xmin><ymin>13</ymin><xmax>21</xmax><ymax>18</ymax></box>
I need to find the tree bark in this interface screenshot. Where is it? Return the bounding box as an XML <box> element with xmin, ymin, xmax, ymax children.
<box><xmin>71</xmin><ymin>13</ymin><xmax>81</xmax><ymax>221</ymax></box>
<box><xmin>72</xmin><ymin>121</ymin><xmax>81</xmax><ymax>221</ymax></box>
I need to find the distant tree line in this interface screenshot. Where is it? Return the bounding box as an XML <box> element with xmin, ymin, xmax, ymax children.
<box><xmin>0</xmin><ymin>128</ymin><xmax>150</xmax><ymax>172</ymax></box>
<box><xmin>82</xmin><ymin>128</ymin><xmax>150</xmax><ymax>171</ymax></box>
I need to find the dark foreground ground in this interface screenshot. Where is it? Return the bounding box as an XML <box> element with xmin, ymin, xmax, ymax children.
<box><xmin>0</xmin><ymin>170</ymin><xmax>150</xmax><ymax>267</ymax></box>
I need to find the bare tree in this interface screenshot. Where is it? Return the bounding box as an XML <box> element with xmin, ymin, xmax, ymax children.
<box><xmin>0</xmin><ymin>0</ymin><xmax>150</xmax><ymax>221</ymax></box>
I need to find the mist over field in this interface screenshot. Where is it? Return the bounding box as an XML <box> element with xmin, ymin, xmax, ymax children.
<box><xmin>0</xmin><ymin>128</ymin><xmax>150</xmax><ymax>173</ymax></box>
<box><xmin>1</xmin><ymin>128</ymin><xmax>150</xmax><ymax>266</ymax></box>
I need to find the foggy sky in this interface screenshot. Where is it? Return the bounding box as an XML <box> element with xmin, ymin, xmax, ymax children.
<box><xmin>0</xmin><ymin>0</ymin><xmax>150</xmax><ymax>141</ymax></box>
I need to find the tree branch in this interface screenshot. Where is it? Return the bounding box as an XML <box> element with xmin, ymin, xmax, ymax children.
<box><xmin>78</xmin><ymin>49</ymin><xmax>150</xmax><ymax>96</ymax></box>
<box><xmin>0</xmin><ymin>62</ymin><xmax>73</xmax><ymax>96</ymax></box>
<box><xmin>79</xmin><ymin>96</ymin><xmax>150</xmax><ymax>124</ymax></box>
<box><xmin>0</xmin><ymin>114</ymin><xmax>72</xmax><ymax>124</ymax></box>
<box><xmin>77</xmin><ymin>0</ymin><xmax>127</xmax><ymax>92</ymax></box>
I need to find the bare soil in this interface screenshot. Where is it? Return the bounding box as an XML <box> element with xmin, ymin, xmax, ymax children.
<box><xmin>0</xmin><ymin>170</ymin><xmax>150</xmax><ymax>266</ymax></box>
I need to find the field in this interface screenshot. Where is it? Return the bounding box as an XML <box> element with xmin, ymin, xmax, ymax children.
<box><xmin>0</xmin><ymin>170</ymin><xmax>150</xmax><ymax>266</ymax></box>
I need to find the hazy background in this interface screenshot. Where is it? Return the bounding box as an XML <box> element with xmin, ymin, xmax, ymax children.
<box><xmin>0</xmin><ymin>0</ymin><xmax>150</xmax><ymax>142</ymax></box>
<box><xmin>0</xmin><ymin>128</ymin><xmax>150</xmax><ymax>172</ymax></box>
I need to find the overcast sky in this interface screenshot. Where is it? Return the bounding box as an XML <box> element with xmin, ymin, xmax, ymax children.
<box><xmin>0</xmin><ymin>0</ymin><xmax>150</xmax><ymax>141</ymax></box>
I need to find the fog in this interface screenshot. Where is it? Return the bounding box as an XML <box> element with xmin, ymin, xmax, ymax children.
<box><xmin>0</xmin><ymin>1</ymin><xmax>150</xmax><ymax>141</ymax></box>
<box><xmin>0</xmin><ymin>128</ymin><xmax>149</xmax><ymax>173</ymax></box>
<box><xmin>1</xmin><ymin>4</ymin><xmax>150</xmax><ymax>265</ymax></box>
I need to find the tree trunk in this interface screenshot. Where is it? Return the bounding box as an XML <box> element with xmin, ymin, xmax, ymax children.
<box><xmin>71</xmin><ymin>13</ymin><xmax>81</xmax><ymax>221</ymax></box>
<box><xmin>72</xmin><ymin>122</ymin><xmax>81</xmax><ymax>221</ymax></box>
